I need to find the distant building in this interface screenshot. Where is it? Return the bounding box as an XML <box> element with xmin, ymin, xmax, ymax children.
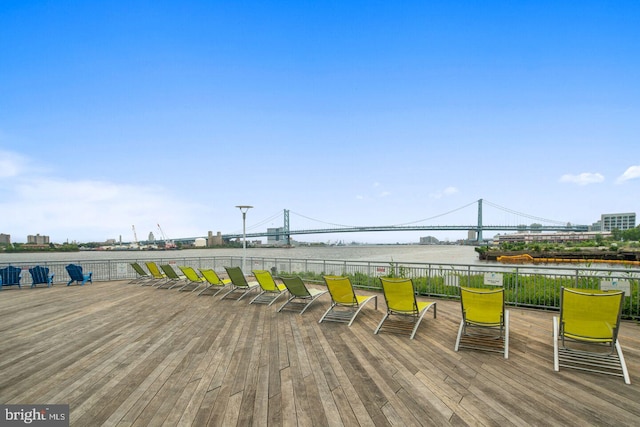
<box><xmin>495</xmin><ymin>231</ymin><xmax>611</xmax><ymax>244</ymax></box>
<box><xmin>600</xmin><ymin>213</ymin><xmax>636</xmax><ymax>231</ymax></box>
<box><xmin>27</xmin><ymin>234</ymin><xmax>49</xmax><ymax>245</ymax></box>
<box><xmin>267</xmin><ymin>227</ymin><xmax>286</xmax><ymax>245</ymax></box>
<box><xmin>148</xmin><ymin>231</ymin><xmax>155</xmax><ymax>242</ymax></box>
<box><xmin>207</xmin><ymin>231</ymin><xmax>224</xmax><ymax>246</ymax></box>
<box><xmin>420</xmin><ymin>236</ymin><xmax>440</xmax><ymax>245</ymax></box>
<box><xmin>0</xmin><ymin>233</ymin><xmax>10</xmax><ymax>244</ymax></box>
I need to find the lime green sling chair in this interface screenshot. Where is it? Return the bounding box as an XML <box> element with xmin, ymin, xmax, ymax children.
<box><xmin>455</xmin><ymin>286</ymin><xmax>509</xmax><ymax>358</ymax></box>
<box><xmin>553</xmin><ymin>287</ymin><xmax>630</xmax><ymax>384</ymax></box>
<box><xmin>250</xmin><ymin>270</ymin><xmax>288</xmax><ymax>306</ymax></box>
<box><xmin>320</xmin><ymin>276</ymin><xmax>378</xmax><ymax>326</ymax></box>
<box><xmin>375</xmin><ymin>277</ymin><xmax>437</xmax><ymax>339</ymax></box>
<box><xmin>177</xmin><ymin>266</ymin><xmax>207</xmax><ymax>292</ymax></box>
<box><xmin>197</xmin><ymin>268</ymin><xmax>232</xmax><ymax>296</ymax></box>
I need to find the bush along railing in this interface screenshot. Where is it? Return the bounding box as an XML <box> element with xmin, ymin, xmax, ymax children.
<box><xmin>271</xmin><ymin>260</ymin><xmax>640</xmax><ymax>320</ymax></box>
<box><xmin>2</xmin><ymin>256</ymin><xmax>639</xmax><ymax>319</ymax></box>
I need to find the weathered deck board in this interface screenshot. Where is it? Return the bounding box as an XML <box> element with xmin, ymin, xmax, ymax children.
<box><xmin>1</xmin><ymin>280</ymin><xmax>640</xmax><ymax>426</ymax></box>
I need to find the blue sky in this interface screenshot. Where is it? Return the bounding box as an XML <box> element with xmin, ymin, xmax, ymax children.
<box><xmin>1</xmin><ymin>1</ymin><xmax>639</xmax><ymax>244</ymax></box>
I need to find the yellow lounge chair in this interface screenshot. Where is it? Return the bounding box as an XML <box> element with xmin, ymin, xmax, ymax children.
<box><xmin>455</xmin><ymin>286</ymin><xmax>509</xmax><ymax>358</ymax></box>
<box><xmin>251</xmin><ymin>270</ymin><xmax>287</xmax><ymax>306</ymax></box>
<box><xmin>197</xmin><ymin>269</ymin><xmax>231</xmax><ymax>296</ymax></box>
<box><xmin>320</xmin><ymin>276</ymin><xmax>378</xmax><ymax>326</ymax></box>
<box><xmin>277</xmin><ymin>276</ymin><xmax>328</xmax><ymax>314</ymax></box>
<box><xmin>178</xmin><ymin>266</ymin><xmax>207</xmax><ymax>292</ymax></box>
<box><xmin>553</xmin><ymin>287</ymin><xmax>630</xmax><ymax>384</ymax></box>
<box><xmin>145</xmin><ymin>262</ymin><xmax>168</xmax><ymax>286</ymax></box>
<box><xmin>375</xmin><ymin>277</ymin><xmax>436</xmax><ymax>339</ymax></box>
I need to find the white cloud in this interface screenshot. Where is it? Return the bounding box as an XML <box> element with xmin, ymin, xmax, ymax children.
<box><xmin>0</xmin><ymin>171</ymin><xmax>210</xmax><ymax>243</ymax></box>
<box><xmin>616</xmin><ymin>165</ymin><xmax>640</xmax><ymax>184</ymax></box>
<box><xmin>0</xmin><ymin>150</ymin><xmax>29</xmax><ymax>178</ymax></box>
<box><xmin>430</xmin><ymin>186</ymin><xmax>459</xmax><ymax>199</ymax></box>
<box><xmin>559</xmin><ymin>172</ymin><xmax>604</xmax><ymax>185</ymax></box>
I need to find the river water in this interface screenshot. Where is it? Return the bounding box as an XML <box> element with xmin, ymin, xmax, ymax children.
<box><xmin>0</xmin><ymin>244</ymin><xmax>481</xmax><ymax>265</ymax></box>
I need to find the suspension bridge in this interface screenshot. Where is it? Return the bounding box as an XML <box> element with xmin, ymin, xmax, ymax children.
<box><xmin>183</xmin><ymin>199</ymin><xmax>589</xmax><ymax>244</ymax></box>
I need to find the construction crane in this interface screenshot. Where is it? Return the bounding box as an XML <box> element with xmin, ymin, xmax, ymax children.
<box><xmin>157</xmin><ymin>223</ymin><xmax>177</xmax><ymax>249</ymax></box>
<box><xmin>131</xmin><ymin>225</ymin><xmax>140</xmax><ymax>249</ymax></box>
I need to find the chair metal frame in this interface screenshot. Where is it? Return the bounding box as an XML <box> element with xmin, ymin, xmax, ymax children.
<box><xmin>320</xmin><ymin>276</ymin><xmax>378</xmax><ymax>326</ymax></box>
<box><xmin>375</xmin><ymin>277</ymin><xmax>436</xmax><ymax>339</ymax></box>
<box><xmin>455</xmin><ymin>286</ymin><xmax>509</xmax><ymax>358</ymax></box>
<box><xmin>553</xmin><ymin>287</ymin><xmax>630</xmax><ymax>384</ymax></box>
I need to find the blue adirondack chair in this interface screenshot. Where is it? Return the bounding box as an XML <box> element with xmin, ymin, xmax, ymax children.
<box><xmin>0</xmin><ymin>266</ymin><xmax>22</xmax><ymax>290</ymax></box>
<box><xmin>66</xmin><ymin>264</ymin><xmax>92</xmax><ymax>286</ymax></box>
<box><xmin>29</xmin><ymin>265</ymin><xmax>55</xmax><ymax>288</ymax></box>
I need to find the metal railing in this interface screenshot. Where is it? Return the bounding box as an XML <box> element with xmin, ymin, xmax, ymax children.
<box><xmin>2</xmin><ymin>256</ymin><xmax>639</xmax><ymax>319</ymax></box>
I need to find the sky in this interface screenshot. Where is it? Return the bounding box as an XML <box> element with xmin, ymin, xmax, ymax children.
<box><xmin>1</xmin><ymin>1</ymin><xmax>639</xmax><ymax>244</ymax></box>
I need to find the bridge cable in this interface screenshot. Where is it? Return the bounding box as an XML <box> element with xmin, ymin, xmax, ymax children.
<box><xmin>483</xmin><ymin>200</ymin><xmax>568</xmax><ymax>226</ymax></box>
<box><xmin>291</xmin><ymin>200</ymin><xmax>479</xmax><ymax>229</ymax></box>
<box><xmin>390</xmin><ymin>200</ymin><xmax>478</xmax><ymax>226</ymax></box>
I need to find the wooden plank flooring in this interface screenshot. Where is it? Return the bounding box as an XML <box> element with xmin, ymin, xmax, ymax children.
<box><xmin>1</xmin><ymin>280</ymin><xmax>640</xmax><ymax>426</ymax></box>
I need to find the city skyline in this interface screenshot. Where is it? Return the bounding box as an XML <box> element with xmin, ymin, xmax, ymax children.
<box><xmin>1</xmin><ymin>1</ymin><xmax>639</xmax><ymax>243</ymax></box>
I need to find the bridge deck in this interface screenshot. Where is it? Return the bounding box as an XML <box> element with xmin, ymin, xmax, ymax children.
<box><xmin>1</xmin><ymin>279</ymin><xmax>639</xmax><ymax>426</ymax></box>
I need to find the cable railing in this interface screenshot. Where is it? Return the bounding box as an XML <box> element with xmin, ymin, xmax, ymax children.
<box><xmin>2</xmin><ymin>256</ymin><xmax>639</xmax><ymax>319</ymax></box>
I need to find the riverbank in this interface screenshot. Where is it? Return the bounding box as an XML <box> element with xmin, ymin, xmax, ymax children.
<box><xmin>478</xmin><ymin>248</ymin><xmax>640</xmax><ymax>266</ymax></box>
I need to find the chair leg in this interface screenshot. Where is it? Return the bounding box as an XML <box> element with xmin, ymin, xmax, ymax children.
<box><xmin>504</xmin><ymin>310</ymin><xmax>510</xmax><ymax>359</ymax></box>
<box><xmin>409</xmin><ymin>302</ymin><xmax>435</xmax><ymax>340</ymax></box>
<box><xmin>347</xmin><ymin>295</ymin><xmax>378</xmax><ymax>327</ymax></box>
<box><xmin>267</xmin><ymin>292</ymin><xmax>285</xmax><ymax>306</ymax></box>
<box><xmin>300</xmin><ymin>297</ymin><xmax>318</xmax><ymax>314</ymax></box>
<box><xmin>250</xmin><ymin>291</ymin><xmax>266</xmax><ymax>305</ymax></box>
<box><xmin>616</xmin><ymin>340</ymin><xmax>631</xmax><ymax>384</ymax></box>
<box><xmin>553</xmin><ymin>316</ymin><xmax>560</xmax><ymax>371</ymax></box>
<box><xmin>277</xmin><ymin>296</ymin><xmax>296</xmax><ymax>312</ymax></box>
<box><xmin>374</xmin><ymin>312</ymin><xmax>390</xmax><ymax>335</ymax></box>
<box><xmin>454</xmin><ymin>319</ymin><xmax>465</xmax><ymax>352</ymax></box>
<box><xmin>318</xmin><ymin>302</ymin><xmax>336</xmax><ymax>324</ymax></box>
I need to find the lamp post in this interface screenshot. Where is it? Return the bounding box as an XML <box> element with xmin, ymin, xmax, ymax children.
<box><xmin>235</xmin><ymin>205</ymin><xmax>253</xmax><ymax>272</ymax></box>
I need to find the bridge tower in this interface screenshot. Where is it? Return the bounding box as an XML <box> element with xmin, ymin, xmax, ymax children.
<box><xmin>477</xmin><ymin>198</ymin><xmax>483</xmax><ymax>243</ymax></box>
<box><xmin>284</xmin><ymin>209</ymin><xmax>291</xmax><ymax>245</ymax></box>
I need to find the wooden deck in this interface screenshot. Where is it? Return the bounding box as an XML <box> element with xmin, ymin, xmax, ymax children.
<box><xmin>1</xmin><ymin>279</ymin><xmax>639</xmax><ymax>426</ymax></box>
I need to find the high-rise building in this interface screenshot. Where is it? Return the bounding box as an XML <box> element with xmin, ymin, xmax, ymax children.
<box><xmin>27</xmin><ymin>234</ymin><xmax>50</xmax><ymax>245</ymax></box>
<box><xmin>0</xmin><ymin>233</ymin><xmax>10</xmax><ymax>244</ymax></box>
<box><xmin>601</xmin><ymin>213</ymin><xmax>636</xmax><ymax>231</ymax></box>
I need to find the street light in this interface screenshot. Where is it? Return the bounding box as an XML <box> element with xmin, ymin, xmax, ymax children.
<box><xmin>235</xmin><ymin>205</ymin><xmax>253</xmax><ymax>272</ymax></box>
